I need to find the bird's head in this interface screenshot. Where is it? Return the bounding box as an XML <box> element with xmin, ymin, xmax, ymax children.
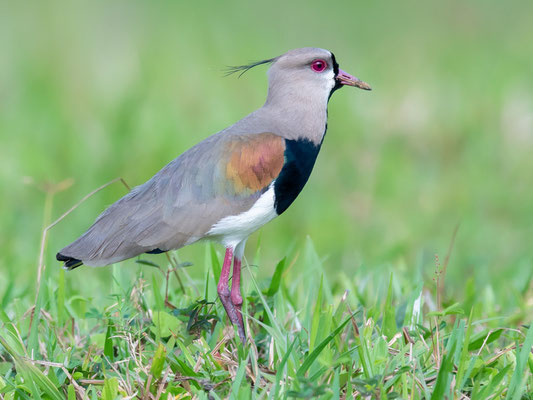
<box><xmin>227</xmin><ymin>47</ymin><xmax>371</xmax><ymax>106</ymax></box>
<box><xmin>269</xmin><ymin>47</ymin><xmax>371</xmax><ymax>95</ymax></box>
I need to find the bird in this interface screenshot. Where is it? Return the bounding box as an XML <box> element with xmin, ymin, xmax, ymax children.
<box><xmin>57</xmin><ymin>47</ymin><xmax>371</xmax><ymax>342</ymax></box>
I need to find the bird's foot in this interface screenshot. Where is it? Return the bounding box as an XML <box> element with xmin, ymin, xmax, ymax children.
<box><xmin>218</xmin><ymin>289</ymin><xmax>240</xmax><ymax>326</ymax></box>
<box><xmin>219</xmin><ymin>293</ymin><xmax>245</xmax><ymax>342</ymax></box>
<box><xmin>231</xmin><ymin>294</ymin><xmax>246</xmax><ymax>343</ymax></box>
<box><xmin>234</xmin><ymin>311</ymin><xmax>246</xmax><ymax>343</ymax></box>
<box><xmin>217</xmin><ymin>247</ymin><xmax>246</xmax><ymax>343</ymax></box>
<box><xmin>218</xmin><ymin>291</ymin><xmax>246</xmax><ymax>343</ymax></box>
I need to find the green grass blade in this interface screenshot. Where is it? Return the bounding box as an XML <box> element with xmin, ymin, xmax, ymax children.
<box><xmin>151</xmin><ymin>274</ymin><xmax>164</xmax><ymax>311</ymax></box>
<box><xmin>309</xmin><ymin>276</ymin><xmax>324</xmax><ymax>351</ymax></box>
<box><xmin>266</xmin><ymin>257</ymin><xmax>286</xmax><ymax>296</ymax></box>
<box><xmin>150</xmin><ymin>342</ymin><xmax>167</xmax><ymax>379</ymax></box>
<box><xmin>102</xmin><ymin>377</ymin><xmax>118</xmax><ymax>400</ymax></box>
<box><xmin>430</xmin><ymin>327</ymin><xmax>458</xmax><ymax>400</ymax></box>
<box><xmin>57</xmin><ymin>268</ymin><xmax>66</xmax><ymax>325</ymax></box>
<box><xmin>456</xmin><ymin>310</ymin><xmax>474</xmax><ymax>391</ymax></box>
<box><xmin>0</xmin><ymin>308</ymin><xmax>11</xmax><ymax>324</ymax></box>
<box><xmin>505</xmin><ymin>323</ymin><xmax>533</xmax><ymax>400</ymax></box>
<box><xmin>270</xmin><ymin>337</ymin><xmax>297</xmax><ymax>400</ymax></box>
<box><xmin>230</xmin><ymin>358</ymin><xmax>247</xmax><ymax>399</ymax></box>
<box><xmin>209</xmin><ymin>243</ymin><xmax>221</xmax><ymax>282</ymax></box>
<box><xmin>27</xmin><ymin>278</ymin><xmax>46</xmax><ymax>358</ymax></box>
<box><xmin>67</xmin><ymin>384</ymin><xmax>76</xmax><ymax>400</ymax></box>
<box><xmin>468</xmin><ymin>328</ymin><xmax>504</xmax><ymax>351</ymax></box>
<box><xmin>332</xmin><ymin>368</ymin><xmax>340</xmax><ymax>399</ymax></box>
<box><xmin>355</xmin><ymin>317</ymin><xmax>373</xmax><ymax>379</ymax></box>
<box><xmin>296</xmin><ymin>314</ymin><xmax>352</xmax><ymax>377</ymax></box>
<box><xmin>103</xmin><ymin>322</ymin><xmax>114</xmax><ymax>361</ymax></box>
<box><xmin>381</xmin><ymin>273</ymin><xmax>396</xmax><ymax>340</ymax></box>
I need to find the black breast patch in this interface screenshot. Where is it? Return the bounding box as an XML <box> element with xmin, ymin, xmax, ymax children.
<box><xmin>273</xmin><ymin>138</ymin><xmax>322</xmax><ymax>215</ymax></box>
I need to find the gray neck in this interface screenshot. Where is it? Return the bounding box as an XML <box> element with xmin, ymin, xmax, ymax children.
<box><xmin>228</xmin><ymin>82</ymin><xmax>330</xmax><ymax>145</ymax></box>
<box><xmin>263</xmin><ymin>84</ymin><xmax>329</xmax><ymax>143</ymax></box>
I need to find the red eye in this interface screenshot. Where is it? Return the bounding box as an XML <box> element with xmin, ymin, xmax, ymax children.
<box><xmin>311</xmin><ymin>59</ymin><xmax>327</xmax><ymax>72</ymax></box>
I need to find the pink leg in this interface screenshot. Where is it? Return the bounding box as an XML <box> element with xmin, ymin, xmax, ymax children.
<box><xmin>217</xmin><ymin>247</ymin><xmax>238</xmax><ymax>325</ymax></box>
<box><xmin>231</xmin><ymin>256</ymin><xmax>246</xmax><ymax>342</ymax></box>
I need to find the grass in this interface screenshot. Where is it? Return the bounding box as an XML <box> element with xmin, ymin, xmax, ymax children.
<box><xmin>0</xmin><ymin>232</ymin><xmax>532</xmax><ymax>398</ymax></box>
<box><xmin>1</xmin><ymin>0</ymin><xmax>533</xmax><ymax>398</ymax></box>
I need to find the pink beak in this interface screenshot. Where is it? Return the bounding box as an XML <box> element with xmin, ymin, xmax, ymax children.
<box><xmin>336</xmin><ymin>69</ymin><xmax>372</xmax><ymax>90</ymax></box>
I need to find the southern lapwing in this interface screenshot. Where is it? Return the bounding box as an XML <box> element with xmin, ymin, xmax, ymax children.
<box><xmin>57</xmin><ymin>47</ymin><xmax>371</xmax><ymax>342</ymax></box>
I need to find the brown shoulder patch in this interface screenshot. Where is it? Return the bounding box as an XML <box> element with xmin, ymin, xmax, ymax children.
<box><xmin>225</xmin><ymin>133</ymin><xmax>285</xmax><ymax>194</ymax></box>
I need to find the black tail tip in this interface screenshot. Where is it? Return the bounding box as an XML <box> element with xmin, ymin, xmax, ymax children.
<box><xmin>56</xmin><ymin>252</ymin><xmax>84</xmax><ymax>270</ymax></box>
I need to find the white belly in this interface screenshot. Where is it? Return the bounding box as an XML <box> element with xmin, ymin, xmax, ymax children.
<box><xmin>207</xmin><ymin>185</ymin><xmax>278</xmax><ymax>248</ymax></box>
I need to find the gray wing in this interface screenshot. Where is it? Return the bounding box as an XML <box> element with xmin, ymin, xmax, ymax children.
<box><xmin>58</xmin><ymin>131</ymin><xmax>286</xmax><ymax>267</ymax></box>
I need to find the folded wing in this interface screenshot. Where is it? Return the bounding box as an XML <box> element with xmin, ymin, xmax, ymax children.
<box><xmin>57</xmin><ymin>132</ymin><xmax>286</xmax><ymax>267</ymax></box>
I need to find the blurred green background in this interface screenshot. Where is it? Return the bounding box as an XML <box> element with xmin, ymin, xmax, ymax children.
<box><xmin>1</xmin><ymin>1</ymin><xmax>532</xmax><ymax>313</ymax></box>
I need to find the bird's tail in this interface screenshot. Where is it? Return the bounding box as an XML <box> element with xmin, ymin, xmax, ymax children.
<box><xmin>56</xmin><ymin>252</ymin><xmax>84</xmax><ymax>270</ymax></box>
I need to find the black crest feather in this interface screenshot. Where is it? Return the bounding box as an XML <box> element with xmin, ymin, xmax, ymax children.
<box><xmin>224</xmin><ymin>57</ymin><xmax>276</xmax><ymax>77</ymax></box>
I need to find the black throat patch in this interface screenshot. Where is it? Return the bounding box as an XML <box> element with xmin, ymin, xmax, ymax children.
<box><xmin>329</xmin><ymin>52</ymin><xmax>343</xmax><ymax>98</ymax></box>
<box><xmin>273</xmin><ymin>138</ymin><xmax>322</xmax><ymax>215</ymax></box>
